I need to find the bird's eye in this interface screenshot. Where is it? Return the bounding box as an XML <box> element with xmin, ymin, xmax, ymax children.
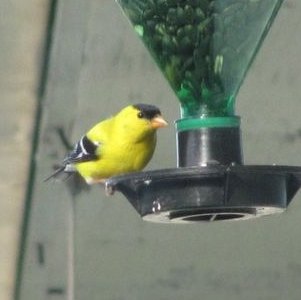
<box><xmin>137</xmin><ymin>112</ymin><xmax>144</xmax><ymax>118</ymax></box>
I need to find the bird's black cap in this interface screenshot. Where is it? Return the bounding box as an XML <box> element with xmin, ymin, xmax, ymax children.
<box><xmin>133</xmin><ymin>103</ymin><xmax>161</xmax><ymax>120</ymax></box>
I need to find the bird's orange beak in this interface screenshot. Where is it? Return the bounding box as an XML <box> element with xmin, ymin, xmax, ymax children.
<box><xmin>150</xmin><ymin>115</ymin><xmax>168</xmax><ymax>129</ymax></box>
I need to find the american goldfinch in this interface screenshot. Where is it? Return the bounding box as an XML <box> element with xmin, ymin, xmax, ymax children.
<box><xmin>46</xmin><ymin>104</ymin><xmax>168</xmax><ymax>184</ymax></box>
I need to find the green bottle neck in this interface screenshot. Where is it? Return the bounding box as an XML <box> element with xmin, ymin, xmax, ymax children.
<box><xmin>176</xmin><ymin>116</ymin><xmax>240</xmax><ymax>132</ymax></box>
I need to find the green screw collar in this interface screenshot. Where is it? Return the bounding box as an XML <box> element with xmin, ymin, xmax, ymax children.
<box><xmin>176</xmin><ymin>116</ymin><xmax>240</xmax><ymax>131</ymax></box>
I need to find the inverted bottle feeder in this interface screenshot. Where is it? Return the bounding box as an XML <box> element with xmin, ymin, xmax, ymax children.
<box><xmin>106</xmin><ymin>0</ymin><xmax>301</xmax><ymax>223</ymax></box>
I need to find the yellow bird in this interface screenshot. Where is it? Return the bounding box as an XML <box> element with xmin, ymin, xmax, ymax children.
<box><xmin>46</xmin><ymin>104</ymin><xmax>168</xmax><ymax>184</ymax></box>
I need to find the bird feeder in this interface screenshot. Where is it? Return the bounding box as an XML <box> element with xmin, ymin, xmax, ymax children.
<box><xmin>106</xmin><ymin>0</ymin><xmax>301</xmax><ymax>223</ymax></box>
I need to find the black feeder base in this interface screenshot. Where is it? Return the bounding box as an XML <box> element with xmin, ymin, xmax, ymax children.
<box><xmin>106</xmin><ymin>165</ymin><xmax>301</xmax><ymax>223</ymax></box>
<box><xmin>106</xmin><ymin>126</ymin><xmax>301</xmax><ymax>223</ymax></box>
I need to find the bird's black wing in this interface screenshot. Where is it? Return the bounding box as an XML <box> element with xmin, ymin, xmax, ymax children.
<box><xmin>44</xmin><ymin>135</ymin><xmax>99</xmax><ymax>182</ymax></box>
<box><xmin>63</xmin><ymin>135</ymin><xmax>99</xmax><ymax>164</ymax></box>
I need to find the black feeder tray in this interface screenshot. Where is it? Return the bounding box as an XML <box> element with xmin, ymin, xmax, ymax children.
<box><xmin>106</xmin><ymin>126</ymin><xmax>301</xmax><ymax>223</ymax></box>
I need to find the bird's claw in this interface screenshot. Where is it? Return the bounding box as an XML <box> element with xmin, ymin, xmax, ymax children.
<box><xmin>104</xmin><ymin>182</ymin><xmax>115</xmax><ymax>196</ymax></box>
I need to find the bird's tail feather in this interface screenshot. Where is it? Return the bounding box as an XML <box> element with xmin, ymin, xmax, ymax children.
<box><xmin>44</xmin><ymin>166</ymin><xmax>67</xmax><ymax>182</ymax></box>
